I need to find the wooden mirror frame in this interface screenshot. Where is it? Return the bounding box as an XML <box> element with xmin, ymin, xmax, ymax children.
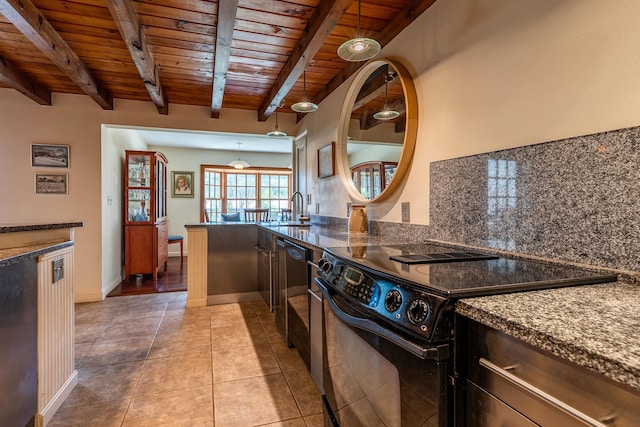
<box><xmin>336</xmin><ymin>58</ymin><xmax>417</xmax><ymax>203</ymax></box>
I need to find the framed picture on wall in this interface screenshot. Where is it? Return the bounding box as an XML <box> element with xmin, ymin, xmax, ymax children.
<box><xmin>31</xmin><ymin>144</ymin><xmax>70</xmax><ymax>168</ymax></box>
<box><xmin>318</xmin><ymin>142</ymin><xmax>335</xmax><ymax>179</ymax></box>
<box><xmin>171</xmin><ymin>171</ymin><xmax>194</xmax><ymax>197</ymax></box>
<box><xmin>35</xmin><ymin>173</ymin><xmax>68</xmax><ymax>194</ymax></box>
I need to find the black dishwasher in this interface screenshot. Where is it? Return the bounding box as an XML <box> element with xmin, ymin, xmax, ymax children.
<box><xmin>275</xmin><ymin>238</ymin><xmax>311</xmax><ymax>369</ymax></box>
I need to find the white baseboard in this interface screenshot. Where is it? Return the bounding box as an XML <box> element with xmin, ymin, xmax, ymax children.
<box><xmin>37</xmin><ymin>370</ymin><xmax>78</xmax><ymax>427</ymax></box>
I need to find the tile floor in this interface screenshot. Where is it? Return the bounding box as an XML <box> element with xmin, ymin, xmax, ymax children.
<box><xmin>52</xmin><ymin>292</ymin><xmax>323</xmax><ymax>426</ymax></box>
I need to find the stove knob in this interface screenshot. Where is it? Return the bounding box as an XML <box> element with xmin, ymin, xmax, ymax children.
<box><xmin>407</xmin><ymin>299</ymin><xmax>430</xmax><ymax>324</ymax></box>
<box><xmin>318</xmin><ymin>258</ymin><xmax>333</xmax><ymax>273</ymax></box>
<box><xmin>384</xmin><ymin>290</ymin><xmax>402</xmax><ymax>312</ymax></box>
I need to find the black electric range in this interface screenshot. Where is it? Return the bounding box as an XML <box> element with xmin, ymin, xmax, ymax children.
<box><xmin>316</xmin><ymin>243</ymin><xmax>617</xmax><ymax>343</ymax></box>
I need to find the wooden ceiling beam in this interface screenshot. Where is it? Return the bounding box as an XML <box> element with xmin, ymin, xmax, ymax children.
<box><xmin>302</xmin><ymin>0</ymin><xmax>437</xmax><ymax>121</ymax></box>
<box><xmin>105</xmin><ymin>0</ymin><xmax>167</xmax><ymax>114</ymax></box>
<box><xmin>0</xmin><ymin>0</ymin><xmax>113</xmax><ymax>110</ymax></box>
<box><xmin>257</xmin><ymin>0</ymin><xmax>353</xmax><ymax>122</ymax></box>
<box><xmin>211</xmin><ymin>0</ymin><xmax>238</xmax><ymax>119</ymax></box>
<box><xmin>0</xmin><ymin>54</ymin><xmax>51</xmax><ymax>105</ymax></box>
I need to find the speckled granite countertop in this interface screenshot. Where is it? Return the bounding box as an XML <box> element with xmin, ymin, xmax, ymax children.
<box><xmin>457</xmin><ymin>281</ymin><xmax>640</xmax><ymax>392</ymax></box>
<box><xmin>0</xmin><ymin>240</ymin><xmax>75</xmax><ymax>267</ymax></box>
<box><xmin>0</xmin><ymin>222</ymin><xmax>82</xmax><ymax>267</ymax></box>
<box><xmin>0</xmin><ymin>222</ymin><xmax>83</xmax><ymax>233</ymax></box>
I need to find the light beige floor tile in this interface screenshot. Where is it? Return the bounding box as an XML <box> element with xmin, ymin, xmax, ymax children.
<box><xmin>210</xmin><ymin>322</ymin><xmax>269</xmax><ymax>350</ymax></box>
<box><xmin>62</xmin><ymin>361</ymin><xmax>144</xmax><ymax>407</ymax></box>
<box><xmin>75</xmin><ymin>342</ymin><xmax>93</xmax><ymax>366</ymax></box>
<box><xmin>168</xmin><ymin>291</ymin><xmax>188</xmax><ymax>302</ymax></box>
<box><xmin>210</xmin><ymin>309</ymin><xmax>259</xmax><ymax>329</ymax></box>
<box><xmin>303</xmin><ymin>413</ymin><xmax>324</xmax><ymax>427</ymax></box>
<box><xmin>48</xmin><ymin>399</ymin><xmax>129</xmax><ymax>427</ymax></box>
<box><xmin>261</xmin><ymin>418</ymin><xmax>308</xmax><ymax>427</ymax></box>
<box><xmin>113</xmin><ymin>302</ymin><xmax>168</xmax><ymax>321</ymax></box>
<box><xmin>212</xmin><ymin>343</ymin><xmax>281</xmax><ymax>383</ymax></box>
<box><xmin>75</xmin><ymin>307</ymin><xmax>120</xmax><ymax>325</ymax></box>
<box><xmin>260</xmin><ymin>318</ymin><xmax>285</xmax><ymax>342</ymax></box>
<box><xmin>75</xmin><ymin>322</ymin><xmax>110</xmax><ymax>344</ymax></box>
<box><xmin>77</xmin><ymin>335</ymin><xmax>154</xmax><ymax>368</ymax></box>
<box><xmin>100</xmin><ymin>316</ymin><xmax>162</xmax><ymax>340</ymax></box>
<box><xmin>283</xmin><ymin>369</ymin><xmax>323</xmax><ymax>416</ymax></box>
<box><xmin>164</xmin><ymin>304</ymin><xmax>209</xmax><ymax>319</ymax></box>
<box><xmin>213</xmin><ymin>374</ymin><xmax>301</xmax><ymax>427</ymax></box>
<box><xmin>149</xmin><ymin>329</ymin><xmax>211</xmax><ymax>359</ymax></box>
<box><xmin>158</xmin><ymin>312</ymin><xmax>211</xmax><ymax>334</ymax></box>
<box><xmin>270</xmin><ymin>340</ymin><xmax>307</xmax><ymax>372</ymax></box>
<box><xmin>135</xmin><ymin>351</ymin><xmax>212</xmax><ymax>396</ymax></box>
<box><xmin>123</xmin><ymin>385</ymin><xmax>213</xmax><ymax>427</ymax></box>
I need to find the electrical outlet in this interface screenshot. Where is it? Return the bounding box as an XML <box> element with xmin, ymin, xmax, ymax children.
<box><xmin>316</xmin><ymin>203</ymin><xmax>320</xmax><ymax>214</ymax></box>
<box><xmin>307</xmin><ymin>193</ymin><xmax>312</xmax><ymax>205</ymax></box>
<box><xmin>347</xmin><ymin>202</ymin><xmax>352</xmax><ymax>216</ymax></box>
<box><xmin>401</xmin><ymin>202</ymin><xmax>410</xmax><ymax>222</ymax></box>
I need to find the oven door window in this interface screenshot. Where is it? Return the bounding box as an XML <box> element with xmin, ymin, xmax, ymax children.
<box><xmin>323</xmin><ymin>300</ymin><xmax>444</xmax><ymax>426</ymax></box>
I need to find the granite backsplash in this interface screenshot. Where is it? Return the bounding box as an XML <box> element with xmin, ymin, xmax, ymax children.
<box><xmin>430</xmin><ymin>125</ymin><xmax>640</xmax><ymax>275</ymax></box>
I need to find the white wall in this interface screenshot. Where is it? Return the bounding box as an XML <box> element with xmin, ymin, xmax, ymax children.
<box><xmin>300</xmin><ymin>0</ymin><xmax>640</xmax><ymax>224</ymax></box>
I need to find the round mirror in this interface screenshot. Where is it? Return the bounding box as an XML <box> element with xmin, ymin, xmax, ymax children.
<box><xmin>337</xmin><ymin>59</ymin><xmax>417</xmax><ymax>203</ymax></box>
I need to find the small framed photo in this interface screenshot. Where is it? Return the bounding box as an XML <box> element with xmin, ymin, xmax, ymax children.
<box><xmin>318</xmin><ymin>141</ymin><xmax>335</xmax><ymax>178</ymax></box>
<box><xmin>31</xmin><ymin>144</ymin><xmax>70</xmax><ymax>168</ymax></box>
<box><xmin>172</xmin><ymin>171</ymin><xmax>194</xmax><ymax>197</ymax></box>
<box><xmin>35</xmin><ymin>173</ymin><xmax>68</xmax><ymax>194</ymax></box>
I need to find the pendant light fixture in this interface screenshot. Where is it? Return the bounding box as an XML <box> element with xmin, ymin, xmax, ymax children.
<box><xmin>267</xmin><ymin>101</ymin><xmax>287</xmax><ymax>136</ymax></box>
<box><xmin>373</xmin><ymin>70</ymin><xmax>400</xmax><ymax>120</ymax></box>
<box><xmin>228</xmin><ymin>142</ymin><xmax>250</xmax><ymax>169</ymax></box>
<box><xmin>337</xmin><ymin>0</ymin><xmax>381</xmax><ymax>62</ymax></box>
<box><xmin>291</xmin><ymin>68</ymin><xmax>318</xmax><ymax>113</ymax></box>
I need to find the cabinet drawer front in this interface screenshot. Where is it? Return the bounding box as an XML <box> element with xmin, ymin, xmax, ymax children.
<box><xmin>466</xmin><ymin>321</ymin><xmax>640</xmax><ymax>427</ymax></box>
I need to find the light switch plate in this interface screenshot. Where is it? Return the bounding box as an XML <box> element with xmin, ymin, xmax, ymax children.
<box><xmin>401</xmin><ymin>202</ymin><xmax>410</xmax><ymax>222</ymax></box>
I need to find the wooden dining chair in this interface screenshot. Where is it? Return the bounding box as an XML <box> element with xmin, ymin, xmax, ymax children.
<box><xmin>244</xmin><ymin>208</ymin><xmax>269</xmax><ymax>222</ymax></box>
<box><xmin>280</xmin><ymin>208</ymin><xmax>292</xmax><ymax>221</ymax></box>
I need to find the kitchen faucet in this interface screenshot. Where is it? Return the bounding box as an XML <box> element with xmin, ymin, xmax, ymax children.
<box><xmin>290</xmin><ymin>191</ymin><xmax>309</xmax><ymax>222</ymax></box>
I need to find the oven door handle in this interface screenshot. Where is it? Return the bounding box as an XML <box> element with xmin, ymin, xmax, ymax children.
<box><xmin>316</xmin><ymin>279</ymin><xmax>446</xmax><ymax>361</ymax></box>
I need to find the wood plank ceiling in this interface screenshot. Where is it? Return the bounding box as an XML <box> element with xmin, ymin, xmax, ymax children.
<box><xmin>0</xmin><ymin>0</ymin><xmax>436</xmax><ymax>121</ymax></box>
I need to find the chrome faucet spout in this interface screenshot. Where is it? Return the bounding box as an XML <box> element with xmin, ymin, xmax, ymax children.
<box><xmin>291</xmin><ymin>191</ymin><xmax>305</xmax><ymax>217</ymax></box>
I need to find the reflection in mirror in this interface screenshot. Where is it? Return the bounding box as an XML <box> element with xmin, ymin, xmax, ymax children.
<box><xmin>339</xmin><ymin>59</ymin><xmax>416</xmax><ymax>203</ymax></box>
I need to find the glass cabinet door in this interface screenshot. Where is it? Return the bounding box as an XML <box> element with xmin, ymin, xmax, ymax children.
<box><xmin>127</xmin><ymin>153</ymin><xmax>152</xmax><ymax>222</ymax></box>
<box><xmin>128</xmin><ymin>189</ymin><xmax>151</xmax><ymax>222</ymax></box>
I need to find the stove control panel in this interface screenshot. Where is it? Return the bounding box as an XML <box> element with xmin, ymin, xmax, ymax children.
<box><xmin>317</xmin><ymin>251</ymin><xmax>450</xmax><ymax>341</ymax></box>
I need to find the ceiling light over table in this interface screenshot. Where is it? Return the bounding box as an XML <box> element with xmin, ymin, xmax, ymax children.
<box><xmin>228</xmin><ymin>142</ymin><xmax>250</xmax><ymax>169</ymax></box>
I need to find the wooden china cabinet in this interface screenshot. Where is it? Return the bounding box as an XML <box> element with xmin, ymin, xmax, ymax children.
<box><xmin>124</xmin><ymin>150</ymin><xmax>168</xmax><ymax>281</ymax></box>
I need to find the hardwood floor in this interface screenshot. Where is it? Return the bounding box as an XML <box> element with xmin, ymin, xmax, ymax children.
<box><xmin>108</xmin><ymin>256</ymin><xmax>187</xmax><ymax>297</ymax></box>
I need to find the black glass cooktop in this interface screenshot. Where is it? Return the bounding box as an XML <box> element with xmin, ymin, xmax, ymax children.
<box><xmin>324</xmin><ymin>243</ymin><xmax>617</xmax><ymax>297</ymax></box>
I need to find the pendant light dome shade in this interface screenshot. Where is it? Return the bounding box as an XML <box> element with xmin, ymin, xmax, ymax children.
<box><xmin>373</xmin><ymin>108</ymin><xmax>400</xmax><ymax>120</ymax></box>
<box><xmin>337</xmin><ymin>0</ymin><xmax>380</xmax><ymax>62</ymax></box>
<box><xmin>291</xmin><ymin>100</ymin><xmax>318</xmax><ymax>113</ymax></box>
<box><xmin>338</xmin><ymin>37</ymin><xmax>381</xmax><ymax>62</ymax></box>
<box><xmin>373</xmin><ymin>70</ymin><xmax>400</xmax><ymax>120</ymax></box>
<box><xmin>291</xmin><ymin>69</ymin><xmax>318</xmax><ymax>113</ymax></box>
<box><xmin>228</xmin><ymin>142</ymin><xmax>250</xmax><ymax>169</ymax></box>
<box><xmin>228</xmin><ymin>159</ymin><xmax>250</xmax><ymax>169</ymax></box>
<box><xmin>267</xmin><ymin>111</ymin><xmax>287</xmax><ymax>136</ymax></box>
